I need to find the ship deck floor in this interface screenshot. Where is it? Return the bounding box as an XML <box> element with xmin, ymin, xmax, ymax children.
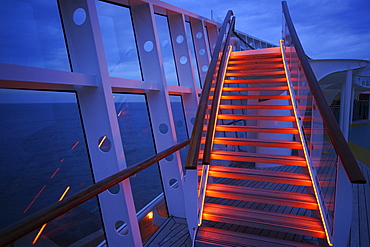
<box><xmin>145</xmin><ymin>160</ymin><xmax>370</xmax><ymax>247</ymax></box>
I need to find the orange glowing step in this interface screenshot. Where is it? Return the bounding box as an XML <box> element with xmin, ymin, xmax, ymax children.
<box><xmin>212</xmin><ymin>137</ymin><xmax>302</xmax><ymax>149</ymax></box>
<box><xmin>218</xmin><ymin>104</ymin><xmax>293</xmax><ymax>110</ymax></box>
<box><xmin>210</xmin><ymin>150</ymin><xmax>306</xmax><ymax>166</ymax></box>
<box><xmin>227</xmin><ymin>63</ymin><xmax>284</xmax><ymax>70</ymax></box>
<box><xmin>208</xmin><ymin>166</ymin><xmax>311</xmax><ymax>186</ymax></box>
<box><xmin>217</xmin><ymin>114</ymin><xmax>312</xmax><ymax>122</ymax></box>
<box><xmin>215</xmin><ymin>125</ymin><xmax>300</xmax><ymax>134</ymax></box>
<box><xmin>226</xmin><ymin>70</ymin><xmax>285</xmax><ymax>77</ymax></box>
<box><xmin>220</xmin><ymin>86</ymin><xmax>288</xmax><ymax>91</ymax></box>
<box><xmin>221</xmin><ymin>95</ymin><xmax>291</xmax><ymax>100</ymax></box>
<box><xmin>217</xmin><ymin>114</ymin><xmax>297</xmax><ymax>121</ymax></box>
<box><xmin>202</xmin><ymin>203</ymin><xmax>326</xmax><ymax>239</ymax></box>
<box><xmin>196</xmin><ymin>227</ymin><xmax>319</xmax><ymax>247</ymax></box>
<box><xmin>224</xmin><ymin>78</ymin><xmax>287</xmax><ymax>84</ymax></box>
<box><xmin>206</xmin><ymin>183</ymin><xmax>318</xmax><ymax>210</ymax></box>
<box><xmin>228</xmin><ymin>58</ymin><xmax>283</xmax><ymax>66</ymax></box>
<box><xmin>218</xmin><ymin>104</ymin><xmax>312</xmax><ymax>111</ymax></box>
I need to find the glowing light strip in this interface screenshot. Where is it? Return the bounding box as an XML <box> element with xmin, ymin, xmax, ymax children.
<box><xmin>32</xmin><ymin>186</ymin><xmax>71</xmax><ymax>244</ymax></box>
<box><xmin>59</xmin><ymin>186</ymin><xmax>71</xmax><ymax>201</ymax></box>
<box><xmin>23</xmin><ymin>185</ymin><xmax>46</xmax><ymax>214</ymax></box>
<box><xmin>70</xmin><ymin>141</ymin><xmax>79</xmax><ymax>150</ymax></box>
<box><xmin>32</xmin><ymin>223</ymin><xmax>47</xmax><ymax>245</ymax></box>
<box><xmin>280</xmin><ymin>40</ymin><xmax>333</xmax><ymax>246</ymax></box>
<box><xmin>98</xmin><ymin>136</ymin><xmax>107</xmax><ymax>148</ymax></box>
<box><xmin>198</xmin><ymin>164</ymin><xmax>210</xmax><ymax>226</ymax></box>
<box><xmin>50</xmin><ymin>168</ymin><xmax>60</xmax><ymax>179</ymax></box>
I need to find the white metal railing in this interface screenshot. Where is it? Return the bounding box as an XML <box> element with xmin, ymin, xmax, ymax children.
<box><xmin>355</xmin><ymin>75</ymin><xmax>370</xmax><ymax>88</ymax></box>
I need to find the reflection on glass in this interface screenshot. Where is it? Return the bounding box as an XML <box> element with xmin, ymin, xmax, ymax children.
<box><xmin>96</xmin><ymin>1</ymin><xmax>142</xmax><ymax>80</ymax></box>
<box><xmin>0</xmin><ymin>89</ymin><xmax>102</xmax><ymax>246</ymax></box>
<box><xmin>169</xmin><ymin>95</ymin><xmax>189</xmax><ymax>171</ymax></box>
<box><xmin>186</xmin><ymin>22</ymin><xmax>201</xmax><ymax>88</ymax></box>
<box><xmin>155</xmin><ymin>14</ymin><xmax>179</xmax><ymax>86</ymax></box>
<box><xmin>114</xmin><ymin>94</ymin><xmax>164</xmax><ymax>212</ymax></box>
<box><xmin>282</xmin><ymin>25</ymin><xmax>338</xmax><ymax>231</ymax></box>
<box><xmin>0</xmin><ymin>0</ymin><xmax>70</xmax><ymax>71</ymax></box>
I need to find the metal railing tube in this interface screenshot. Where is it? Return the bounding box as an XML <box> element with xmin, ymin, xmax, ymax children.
<box><xmin>0</xmin><ymin>139</ymin><xmax>190</xmax><ymax>246</ymax></box>
<box><xmin>281</xmin><ymin>1</ymin><xmax>366</xmax><ymax>184</ymax></box>
<box><xmin>202</xmin><ymin>43</ymin><xmax>233</xmax><ymax>165</ymax></box>
<box><xmin>185</xmin><ymin>10</ymin><xmax>234</xmax><ymax>170</ymax></box>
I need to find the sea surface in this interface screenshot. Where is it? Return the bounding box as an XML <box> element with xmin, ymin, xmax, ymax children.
<box><xmin>0</xmin><ymin>101</ymin><xmax>188</xmax><ymax>242</ymax></box>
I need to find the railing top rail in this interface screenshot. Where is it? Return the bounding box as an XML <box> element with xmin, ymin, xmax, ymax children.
<box><xmin>185</xmin><ymin>10</ymin><xmax>234</xmax><ymax>170</ymax></box>
<box><xmin>0</xmin><ymin>139</ymin><xmax>190</xmax><ymax>246</ymax></box>
<box><xmin>281</xmin><ymin>1</ymin><xmax>366</xmax><ymax>184</ymax></box>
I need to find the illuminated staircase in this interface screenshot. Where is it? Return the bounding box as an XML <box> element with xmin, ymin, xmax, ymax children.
<box><xmin>195</xmin><ymin>47</ymin><xmax>328</xmax><ymax>246</ymax></box>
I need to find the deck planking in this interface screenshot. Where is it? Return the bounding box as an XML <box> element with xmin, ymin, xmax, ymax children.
<box><xmin>147</xmin><ymin>161</ymin><xmax>369</xmax><ymax>246</ymax></box>
<box><xmin>347</xmin><ymin>161</ymin><xmax>370</xmax><ymax>247</ymax></box>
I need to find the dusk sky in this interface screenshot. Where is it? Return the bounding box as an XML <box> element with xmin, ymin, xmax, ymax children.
<box><xmin>162</xmin><ymin>0</ymin><xmax>370</xmax><ymax>61</ymax></box>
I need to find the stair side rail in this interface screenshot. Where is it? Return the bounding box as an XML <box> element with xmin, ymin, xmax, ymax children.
<box><xmin>183</xmin><ymin>10</ymin><xmax>235</xmax><ymax>241</ymax></box>
<box><xmin>281</xmin><ymin>1</ymin><xmax>366</xmax><ymax>246</ymax></box>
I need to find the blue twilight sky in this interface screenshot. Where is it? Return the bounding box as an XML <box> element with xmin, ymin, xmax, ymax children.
<box><xmin>161</xmin><ymin>0</ymin><xmax>370</xmax><ymax>61</ymax></box>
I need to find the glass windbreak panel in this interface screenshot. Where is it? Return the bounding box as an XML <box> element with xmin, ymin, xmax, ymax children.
<box><xmin>96</xmin><ymin>1</ymin><xmax>142</xmax><ymax>81</ymax></box>
<box><xmin>311</xmin><ymin>106</ymin><xmax>337</xmax><ymax>229</ymax></box>
<box><xmin>186</xmin><ymin>22</ymin><xmax>202</xmax><ymax>88</ymax></box>
<box><xmin>155</xmin><ymin>14</ymin><xmax>179</xmax><ymax>86</ymax></box>
<box><xmin>10</xmin><ymin>197</ymin><xmax>105</xmax><ymax>246</ymax></box>
<box><xmin>0</xmin><ymin>89</ymin><xmax>102</xmax><ymax>246</ymax></box>
<box><xmin>114</xmin><ymin>94</ymin><xmax>163</xmax><ymax>212</ymax></box>
<box><xmin>0</xmin><ymin>0</ymin><xmax>70</xmax><ymax>71</ymax></box>
<box><xmin>169</xmin><ymin>95</ymin><xmax>189</xmax><ymax>170</ymax></box>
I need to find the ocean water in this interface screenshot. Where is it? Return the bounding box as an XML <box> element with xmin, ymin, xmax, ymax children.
<box><xmin>0</xmin><ymin>101</ymin><xmax>188</xmax><ymax>237</ymax></box>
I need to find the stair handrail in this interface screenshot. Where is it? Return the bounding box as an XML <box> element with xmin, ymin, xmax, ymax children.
<box><xmin>281</xmin><ymin>1</ymin><xmax>366</xmax><ymax>184</ymax></box>
<box><xmin>202</xmin><ymin>39</ymin><xmax>234</xmax><ymax>165</ymax></box>
<box><xmin>0</xmin><ymin>139</ymin><xmax>190</xmax><ymax>246</ymax></box>
<box><xmin>185</xmin><ymin>10</ymin><xmax>235</xmax><ymax>170</ymax></box>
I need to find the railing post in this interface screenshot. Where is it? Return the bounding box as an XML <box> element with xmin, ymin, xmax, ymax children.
<box><xmin>58</xmin><ymin>1</ymin><xmax>142</xmax><ymax>245</ymax></box>
<box><xmin>183</xmin><ymin>169</ymin><xmax>199</xmax><ymax>241</ymax></box>
<box><xmin>333</xmin><ymin>161</ymin><xmax>353</xmax><ymax>246</ymax></box>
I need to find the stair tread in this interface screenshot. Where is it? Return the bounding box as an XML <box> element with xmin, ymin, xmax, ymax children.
<box><xmin>231</xmin><ymin>47</ymin><xmax>281</xmax><ymax>56</ymax></box>
<box><xmin>219</xmin><ymin>104</ymin><xmax>293</xmax><ymax>109</ymax></box>
<box><xmin>196</xmin><ymin>226</ymin><xmax>319</xmax><ymax>247</ymax></box>
<box><xmin>210</xmin><ymin>150</ymin><xmax>306</xmax><ymax>166</ymax></box>
<box><xmin>215</xmin><ymin>125</ymin><xmax>300</xmax><ymax>134</ymax></box>
<box><xmin>226</xmin><ymin>70</ymin><xmax>285</xmax><ymax>76</ymax></box>
<box><xmin>218</xmin><ymin>114</ymin><xmax>311</xmax><ymax>122</ymax></box>
<box><xmin>221</xmin><ymin>95</ymin><xmax>291</xmax><ymax>100</ymax></box>
<box><xmin>224</xmin><ymin>78</ymin><xmax>288</xmax><ymax>83</ymax></box>
<box><xmin>207</xmin><ymin>183</ymin><xmax>318</xmax><ymax>210</ymax></box>
<box><xmin>210</xmin><ymin>165</ymin><xmax>310</xmax><ymax>181</ymax></box>
<box><xmin>227</xmin><ymin>64</ymin><xmax>284</xmax><ymax>70</ymax></box>
<box><xmin>212</xmin><ymin>150</ymin><xmax>305</xmax><ymax>161</ymax></box>
<box><xmin>221</xmin><ymin>86</ymin><xmax>288</xmax><ymax>91</ymax></box>
<box><xmin>213</xmin><ymin>136</ymin><xmax>302</xmax><ymax>149</ymax></box>
<box><xmin>218</xmin><ymin>114</ymin><xmax>297</xmax><ymax>121</ymax></box>
<box><xmin>203</xmin><ymin>203</ymin><xmax>325</xmax><ymax>238</ymax></box>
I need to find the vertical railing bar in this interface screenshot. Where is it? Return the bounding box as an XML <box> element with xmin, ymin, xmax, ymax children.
<box><xmin>280</xmin><ymin>40</ymin><xmax>333</xmax><ymax>246</ymax></box>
